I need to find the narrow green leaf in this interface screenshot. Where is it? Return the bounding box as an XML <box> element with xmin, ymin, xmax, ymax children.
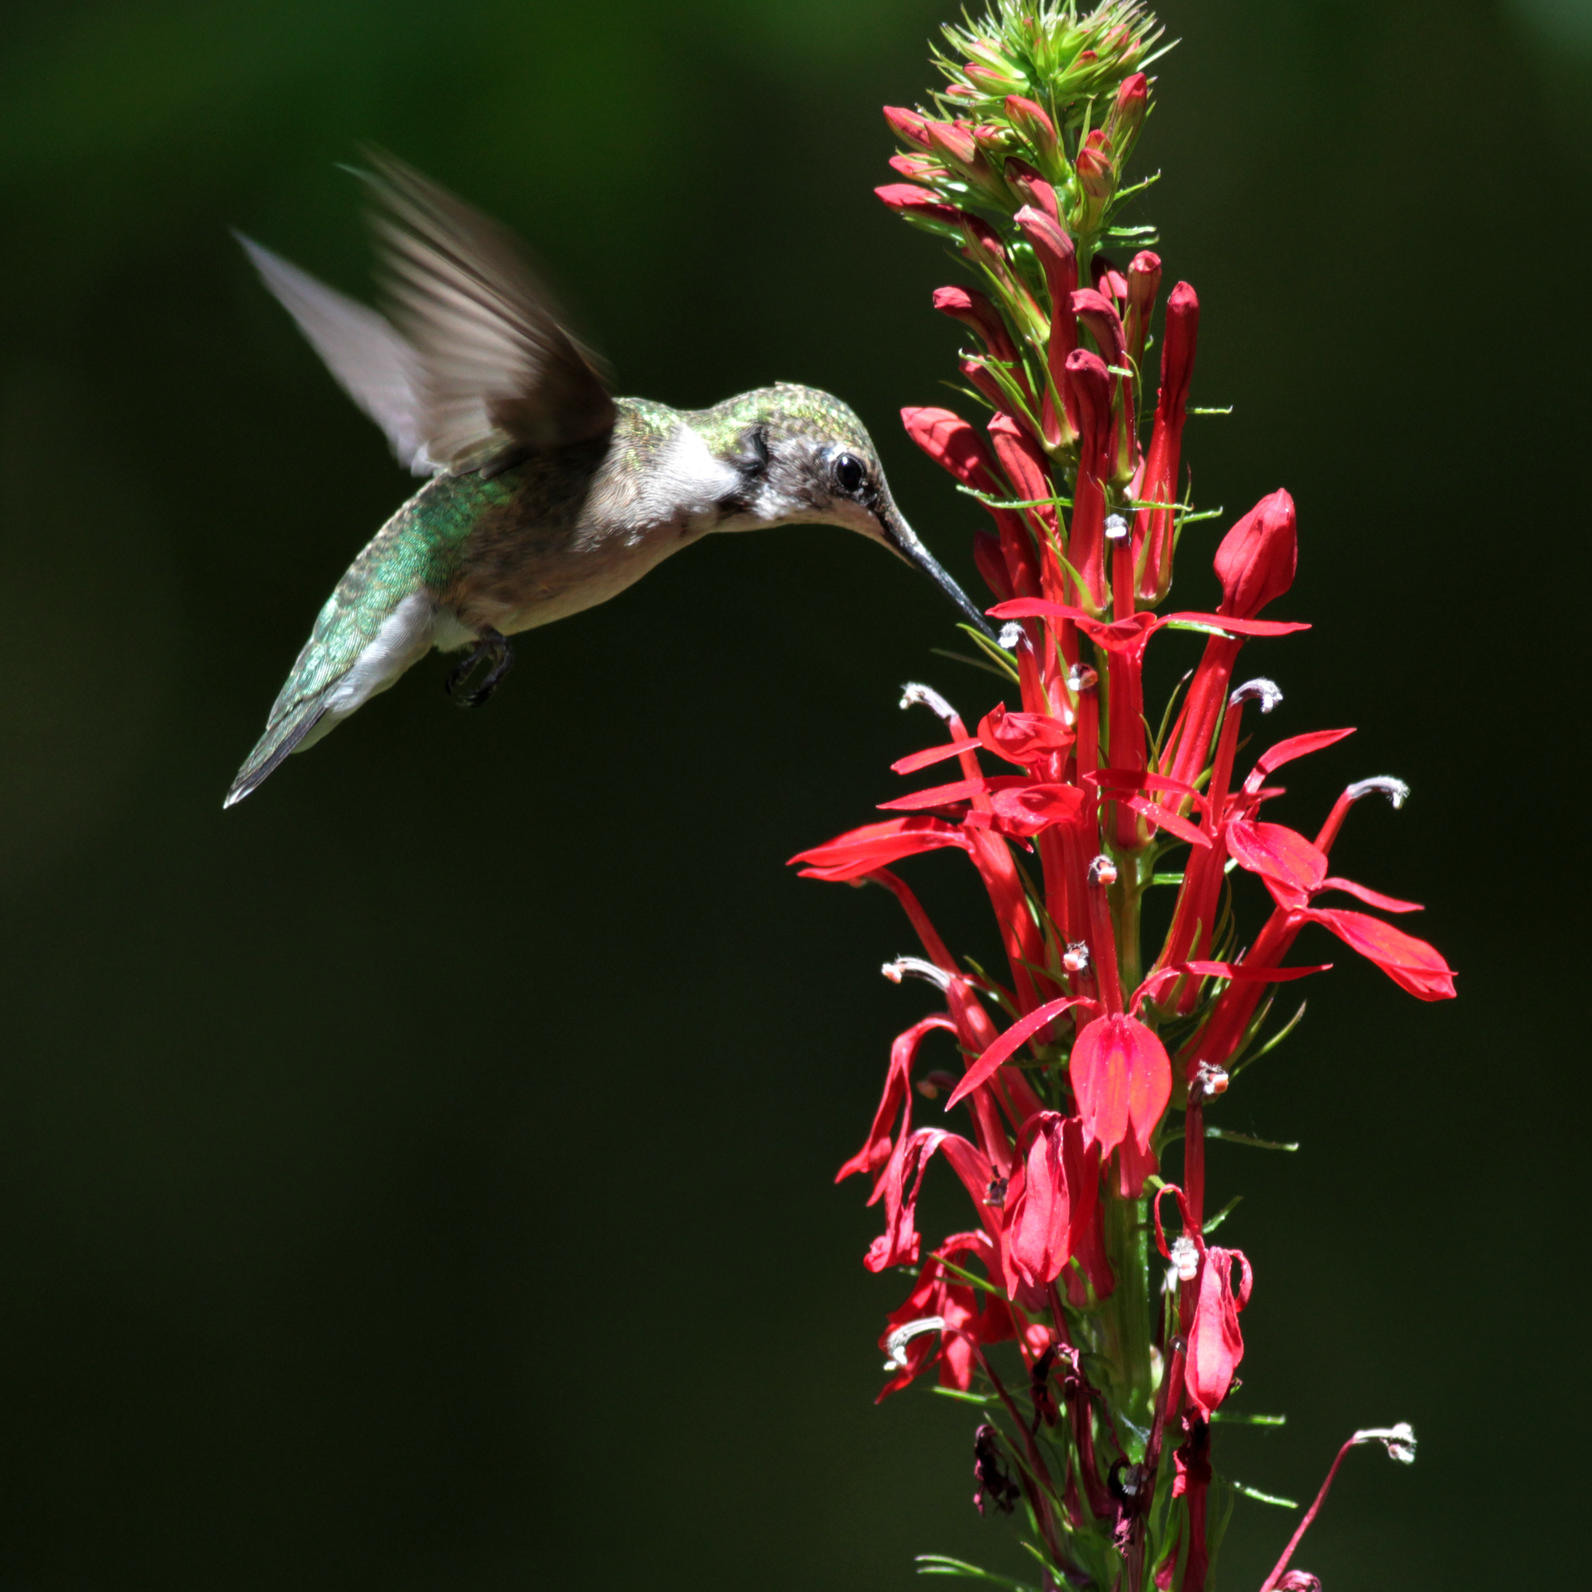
<box><xmin>1232</xmin><ymin>1480</ymin><xmax>1299</xmax><ymax>1509</ymax></box>
<box><xmin>1206</xmin><ymin>1127</ymin><xmax>1300</xmax><ymax>1152</ymax></box>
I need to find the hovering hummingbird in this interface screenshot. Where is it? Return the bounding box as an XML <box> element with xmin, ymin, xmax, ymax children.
<box><xmin>224</xmin><ymin>155</ymin><xmax>991</xmax><ymax>807</ymax></box>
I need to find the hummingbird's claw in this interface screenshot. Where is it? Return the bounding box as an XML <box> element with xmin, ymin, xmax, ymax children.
<box><xmin>445</xmin><ymin>628</ymin><xmax>514</xmax><ymax>708</ymax></box>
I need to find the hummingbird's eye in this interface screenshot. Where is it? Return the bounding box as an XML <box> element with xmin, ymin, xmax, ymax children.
<box><xmin>832</xmin><ymin>452</ymin><xmax>866</xmax><ymax>496</ymax></box>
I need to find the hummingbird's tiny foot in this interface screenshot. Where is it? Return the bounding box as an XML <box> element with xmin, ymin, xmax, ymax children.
<box><xmin>445</xmin><ymin>628</ymin><xmax>514</xmax><ymax>708</ymax></box>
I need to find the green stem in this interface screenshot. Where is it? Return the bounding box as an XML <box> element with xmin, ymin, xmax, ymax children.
<box><xmin>1102</xmin><ymin>1188</ymin><xmax>1154</xmax><ymax>1436</ymax></box>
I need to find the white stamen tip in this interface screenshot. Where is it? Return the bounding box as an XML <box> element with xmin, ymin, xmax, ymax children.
<box><xmin>1230</xmin><ymin>677</ymin><xmax>1282</xmax><ymax>712</ymax></box>
<box><xmin>1347</xmin><ymin>776</ymin><xmax>1410</xmax><ymax>810</ymax></box>
<box><xmin>882</xmin><ymin>956</ymin><xmax>954</xmax><ymax>991</ymax></box>
<box><xmin>1068</xmin><ymin>663</ymin><xmax>1099</xmax><ymax>693</ymax></box>
<box><xmin>1354</xmin><ymin>1422</ymin><xmax>1417</xmax><ymax>1464</ymax></box>
<box><xmin>900</xmin><ymin>682</ymin><xmax>957</xmax><ymax>722</ymax></box>
<box><xmin>883</xmin><ymin>1315</ymin><xmax>946</xmax><ymax>1371</ymax></box>
<box><xmin>997</xmin><ymin>621</ymin><xmax>1026</xmax><ymax>651</ymax></box>
<box><xmin>1193</xmin><ymin>1062</ymin><xmax>1229</xmax><ymax>1101</ymax></box>
<box><xmin>1169</xmin><ymin>1235</ymin><xmax>1200</xmax><ymax>1282</ymax></box>
<box><xmin>1062</xmin><ymin>941</ymin><xmax>1091</xmax><ymax>975</ymax></box>
<box><xmin>1088</xmin><ymin>854</ymin><xmax>1118</xmax><ymax>887</ymax></box>
<box><xmin>1104</xmin><ymin>512</ymin><xmax>1130</xmax><ymax>541</ymax></box>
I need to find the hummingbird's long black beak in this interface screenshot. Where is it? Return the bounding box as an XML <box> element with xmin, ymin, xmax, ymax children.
<box><xmin>876</xmin><ymin>503</ymin><xmax>997</xmax><ymax>639</ymax></box>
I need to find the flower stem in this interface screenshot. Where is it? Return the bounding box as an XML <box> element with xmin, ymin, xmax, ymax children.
<box><xmin>1102</xmin><ymin>1189</ymin><xmax>1154</xmax><ymax>1434</ymax></box>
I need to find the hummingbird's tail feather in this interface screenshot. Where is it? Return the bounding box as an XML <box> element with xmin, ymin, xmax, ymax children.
<box><xmin>223</xmin><ymin>700</ymin><xmax>331</xmax><ymax>808</ymax></box>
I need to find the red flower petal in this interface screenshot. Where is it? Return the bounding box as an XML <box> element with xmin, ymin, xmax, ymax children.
<box><xmin>946</xmin><ymin>995</ymin><xmax>1089</xmax><ymax>1110</ymax></box>
<box><xmin>1226</xmin><ymin>820</ymin><xmax>1327</xmax><ymax>899</ymax></box>
<box><xmin>890</xmin><ymin>736</ymin><xmax>983</xmax><ymax>775</ymax></box>
<box><xmin>1184</xmin><ymin>960</ymin><xmax>1331</xmax><ymax>983</ymax></box>
<box><xmin>1186</xmin><ymin>1247</ymin><xmax>1252</xmax><ymax>1417</ymax></box>
<box><xmin>1316</xmin><ymin>876</ymin><xmax>1424</xmax><ymax>914</ymax></box>
<box><xmin>1070</xmin><ymin>1013</ymin><xmax>1171</xmax><ymax>1176</ymax></box>
<box><xmin>1248</xmin><ymin>728</ymin><xmax>1356</xmax><ymax>783</ymax></box>
<box><xmin>1302</xmin><ymin>907</ymin><xmax>1457</xmax><ymax>1000</ymax></box>
<box><xmin>790</xmin><ymin>817</ymin><xmax>971</xmax><ymax>881</ymax></box>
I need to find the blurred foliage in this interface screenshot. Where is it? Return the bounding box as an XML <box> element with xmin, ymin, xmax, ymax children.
<box><xmin>0</xmin><ymin>1</ymin><xmax>1584</xmax><ymax>1587</ymax></box>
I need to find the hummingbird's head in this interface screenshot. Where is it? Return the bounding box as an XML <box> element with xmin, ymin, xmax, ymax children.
<box><xmin>709</xmin><ymin>383</ymin><xmax>994</xmax><ymax>636</ymax></box>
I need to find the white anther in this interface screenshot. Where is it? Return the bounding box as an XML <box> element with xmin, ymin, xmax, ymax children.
<box><xmin>1062</xmin><ymin>941</ymin><xmax>1091</xmax><ymax>974</ymax></box>
<box><xmin>1088</xmin><ymin>854</ymin><xmax>1118</xmax><ymax>887</ymax></box>
<box><xmin>1353</xmin><ymin>1422</ymin><xmax>1417</xmax><ymax>1465</ymax></box>
<box><xmin>900</xmin><ymin>682</ymin><xmax>958</xmax><ymax>722</ymax></box>
<box><xmin>1230</xmin><ymin>677</ymin><xmax>1282</xmax><ymax>712</ymax></box>
<box><xmin>998</xmin><ymin>621</ymin><xmax>1026</xmax><ymax>651</ymax></box>
<box><xmin>1068</xmin><ymin>663</ymin><xmax>1099</xmax><ymax>693</ymax></box>
<box><xmin>882</xmin><ymin>956</ymin><xmax>953</xmax><ymax>991</ymax></box>
<box><xmin>1169</xmin><ymin>1235</ymin><xmax>1200</xmax><ymax>1282</ymax></box>
<box><xmin>1193</xmin><ymin>1062</ymin><xmax>1229</xmax><ymax>1101</ymax></box>
<box><xmin>883</xmin><ymin>1315</ymin><xmax>946</xmax><ymax>1370</ymax></box>
<box><xmin>1104</xmin><ymin>512</ymin><xmax>1129</xmax><ymax>541</ymax></box>
<box><xmin>1346</xmin><ymin>776</ymin><xmax>1410</xmax><ymax>810</ymax></box>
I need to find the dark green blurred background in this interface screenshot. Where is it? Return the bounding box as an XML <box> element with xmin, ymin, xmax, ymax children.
<box><xmin>2</xmin><ymin>0</ymin><xmax>1585</xmax><ymax>1585</ymax></box>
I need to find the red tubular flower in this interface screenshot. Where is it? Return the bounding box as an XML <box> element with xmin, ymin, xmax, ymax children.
<box><xmin>1185</xmin><ymin>1247</ymin><xmax>1252</xmax><ymax>1418</ymax></box>
<box><xmin>1071</xmin><ymin>1012</ymin><xmax>1171</xmax><ymax>1196</ymax></box>
<box><xmin>878</xmin><ymin>1232</ymin><xmax>1016</xmax><ymax>1399</ymax></box>
<box><xmin>1125</xmin><ymin>250</ymin><xmax>1162</xmax><ymax>373</ymax></box>
<box><xmin>1014</xmin><ymin>204</ymin><xmax>1079</xmax><ymax>445</ymax></box>
<box><xmin>874</xmin><ymin>182</ymin><xmax>965</xmax><ymax>233</ymax></box>
<box><xmin>1006</xmin><ymin>1111</ymin><xmax>1098</xmax><ymax>1290</ymax></box>
<box><xmin>1163</xmin><ymin>490</ymin><xmax>1299</xmax><ymax>793</ymax></box>
<box><xmin>1004</xmin><ymin>93</ymin><xmax>1059</xmax><ymax>159</ymax></box>
<box><xmin>1133</xmin><ymin>281</ymin><xmax>1199</xmax><ymax>601</ymax></box>
<box><xmin>1071</xmin><ymin>287</ymin><xmax>1137</xmax><ymax>484</ymax></box>
<box><xmin>882</xmin><ymin>104</ymin><xmax>934</xmax><ymax>150</ymax></box>
<box><xmin>899</xmin><ymin>406</ymin><xmax>1040</xmax><ymax>596</ymax></box>
<box><xmin>1104</xmin><ymin>72</ymin><xmax>1150</xmax><ymax>161</ymax></box>
<box><xmin>1063</xmin><ymin>348</ymin><xmax>1113</xmax><ymax>606</ymax></box>
<box><xmin>1214</xmin><ymin>486</ymin><xmax>1299</xmax><ymax>616</ymax></box>
<box><xmin>934</xmin><ymin>284</ymin><xmax>1025</xmax><ymax>374</ymax></box>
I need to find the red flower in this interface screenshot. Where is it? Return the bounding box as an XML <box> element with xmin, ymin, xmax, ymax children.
<box><xmin>1185</xmin><ymin>1248</ymin><xmax>1253</xmax><ymax>1418</ymax></box>
<box><xmin>1070</xmin><ymin>1012</ymin><xmax>1171</xmax><ymax>1196</ymax></box>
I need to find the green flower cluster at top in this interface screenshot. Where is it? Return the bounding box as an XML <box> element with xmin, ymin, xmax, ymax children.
<box><xmin>886</xmin><ymin>1</ymin><xmax>1172</xmax><ymax>265</ymax></box>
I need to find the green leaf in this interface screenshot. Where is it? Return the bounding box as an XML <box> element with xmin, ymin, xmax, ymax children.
<box><xmin>915</xmin><ymin>1553</ymin><xmax>1037</xmax><ymax>1588</ymax></box>
<box><xmin>1206</xmin><ymin>1127</ymin><xmax>1300</xmax><ymax>1152</ymax></box>
<box><xmin>931</xmin><ymin>1385</ymin><xmax>997</xmax><ymax>1407</ymax></box>
<box><xmin>1232</xmin><ymin>1479</ymin><xmax>1299</xmax><ymax>1509</ymax></box>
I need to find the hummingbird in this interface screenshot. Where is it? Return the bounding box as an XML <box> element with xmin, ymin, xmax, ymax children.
<box><xmin>224</xmin><ymin>155</ymin><xmax>992</xmax><ymax>807</ymax></box>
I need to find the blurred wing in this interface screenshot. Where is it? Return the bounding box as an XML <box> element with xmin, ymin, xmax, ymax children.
<box><xmin>238</xmin><ymin>233</ymin><xmax>437</xmax><ymax>475</ymax></box>
<box><xmin>364</xmin><ymin>152</ymin><xmax>616</xmax><ymax>472</ymax></box>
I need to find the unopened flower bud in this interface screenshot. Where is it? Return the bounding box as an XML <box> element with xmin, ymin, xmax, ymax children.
<box><xmin>1105</xmin><ymin>71</ymin><xmax>1150</xmax><ymax>155</ymax></box>
<box><xmin>1125</xmin><ymin>250</ymin><xmax>1162</xmax><ymax>371</ymax></box>
<box><xmin>1215</xmin><ymin>489</ymin><xmax>1298</xmax><ymax>618</ymax></box>
<box><xmin>874</xmin><ymin>184</ymin><xmax>964</xmax><ymax>236</ymax></box>
<box><xmin>1004</xmin><ymin>93</ymin><xmax>1059</xmax><ymax>157</ymax></box>
<box><xmin>882</xmin><ymin>105</ymin><xmax>934</xmax><ymax>151</ymax></box>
